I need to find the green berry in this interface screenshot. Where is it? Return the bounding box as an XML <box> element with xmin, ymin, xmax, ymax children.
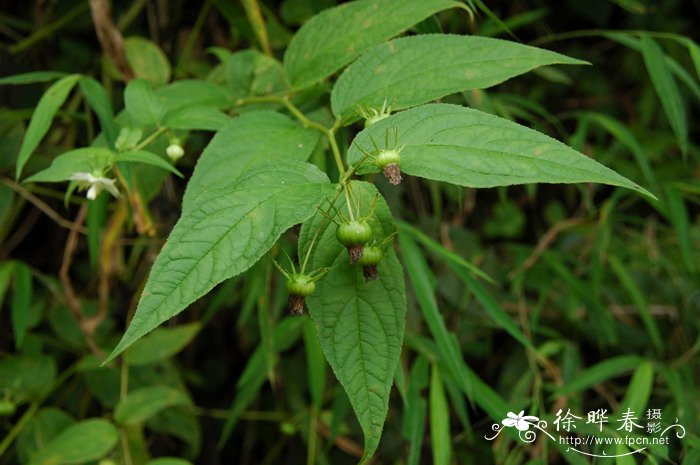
<box><xmin>286</xmin><ymin>274</ymin><xmax>316</xmax><ymax>297</ymax></box>
<box><xmin>358</xmin><ymin>246</ymin><xmax>383</xmax><ymax>265</ymax></box>
<box><xmin>335</xmin><ymin>220</ymin><xmax>373</xmax><ymax>247</ymax></box>
<box><xmin>374</xmin><ymin>149</ymin><xmax>400</xmax><ymax>169</ymax></box>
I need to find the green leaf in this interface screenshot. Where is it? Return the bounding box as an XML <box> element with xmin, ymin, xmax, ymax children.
<box><xmin>399</xmin><ymin>234</ymin><xmax>510</xmax><ymax>420</ymax></box>
<box><xmin>608</xmin><ymin>255</ymin><xmax>663</xmax><ymax>355</ymax></box>
<box><xmin>219</xmin><ymin>317</ymin><xmax>305</xmax><ymax>448</ymax></box>
<box><xmin>553</xmin><ymin>355</ymin><xmax>643</xmax><ymax>397</ymax></box>
<box><xmin>332</xmin><ymin>34</ymin><xmax>587</xmax><ymax>118</ymax></box>
<box><xmin>124</xmin><ymin>78</ymin><xmax>166</xmax><ymax>126</ymax></box>
<box><xmin>430</xmin><ymin>365</ymin><xmax>451</xmax><ymax>465</ymax></box>
<box><xmin>639</xmin><ymin>36</ymin><xmax>688</xmax><ymax>156</ymax></box>
<box><xmin>125</xmin><ymin>36</ymin><xmax>172</xmax><ymax>86</ymax></box>
<box><xmin>0</xmin><ymin>71</ymin><xmax>68</xmax><ymax>86</ymax></box>
<box><xmin>299</xmin><ymin>181</ymin><xmax>406</xmax><ymax>465</ymax></box>
<box><xmin>105</xmin><ymin>160</ymin><xmax>334</xmax><ymax>363</ymax></box>
<box><xmin>27</xmin><ymin>419</ymin><xmax>118</xmax><ymax>465</ymax></box>
<box><xmin>347</xmin><ymin>104</ymin><xmax>655</xmax><ymax>199</ymax></box>
<box><xmin>117</xmin><ymin>150</ymin><xmax>183</xmax><ymax>177</ymax></box>
<box><xmin>146</xmin><ymin>459</ymin><xmax>194</xmax><ymax>465</ymax></box>
<box><xmin>125</xmin><ymin>322</ymin><xmax>201</xmax><ymax>366</ymax></box>
<box><xmin>156</xmin><ymin>79</ymin><xmax>231</xmax><ymax>112</ymax></box>
<box><xmin>11</xmin><ymin>262</ymin><xmax>32</xmax><ymax>349</ymax></box>
<box><xmin>283</xmin><ymin>0</ymin><xmax>466</xmax><ymax>89</ymax></box>
<box><xmin>183</xmin><ymin>111</ymin><xmax>319</xmax><ymax>210</ymax></box>
<box><xmin>79</xmin><ymin>76</ymin><xmax>118</xmax><ymax>149</ymax></box>
<box><xmin>115</xmin><ymin>386</ymin><xmax>191</xmax><ymax>425</ymax></box>
<box><xmin>162</xmin><ymin>105</ymin><xmax>231</xmax><ymax>131</ymax></box>
<box><xmin>0</xmin><ymin>261</ymin><xmax>14</xmax><ymax>309</ymax></box>
<box><xmin>24</xmin><ymin>148</ymin><xmax>115</xmax><ymax>183</ymax></box>
<box><xmin>303</xmin><ymin>318</ymin><xmax>327</xmax><ymax>408</ymax></box>
<box><xmin>17</xmin><ymin>408</ymin><xmax>75</xmax><ymax>465</ymax></box>
<box><xmin>15</xmin><ymin>74</ymin><xmax>81</xmax><ymax>179</ymax></box>
<box><xmin>619</xmin><ymin>361</ymin><xmax>654</xmax><ymax>415</ymax></box>
<box><xmin>225</xmin><ymin>50</ymin><xmax>287</xmax><ymax>99</ymax></box>
<box><xmin>0</xmin><ymin>355</ymin><xmax>56</xmax><ymax>401</ymax></box>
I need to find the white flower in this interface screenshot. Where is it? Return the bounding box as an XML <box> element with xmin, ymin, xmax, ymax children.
<box><xmin>166</xmin><ymin>143</ymin><xmax>185</xmax><ymax>161</ymax></box>
<box><xmin>69</xmin><ymin>172</ymin><xmax>120</xmax><ymax>200</ymax></box>
<box><xmin>502</xmin><ymin>411</ymin><xmax>539</xmax><ymax>431</ymax></box>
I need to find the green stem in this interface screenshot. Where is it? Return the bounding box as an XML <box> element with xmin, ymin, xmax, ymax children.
<box><xmin>131</xmin><ymin>126</ymin><xmax>167</xmax><ymax>151</ymax></box>
<box><xmin>307</xmin><ymin>406</ymin><xmax>319</xmax><ymax>465</ymax></box>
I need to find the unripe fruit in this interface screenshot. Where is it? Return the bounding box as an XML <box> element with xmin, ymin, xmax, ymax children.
<box><xmin>285</xmin><ymin>274</ymin><xmax>316</xmax><ymax>316</ymax></box>
<box><xmin>336</xmin><ymin>220</ymin><xmax>373</xmax><ymax>263</ymax></box>
<box><xmin>375</xmin><ymin>149</ymin><xmax>402</xmax><ymax>185</ymax></box>
<box><xmin>365</xmin><ymin>112</ymin><xmax>390</xmax><ymax>127</ymax></box>
<box><xmin>358</xmin><ymin>245</ymin><xmax>383</xmax><ymax>281</ymax></box>
<box><xmin>285</xmin><ymin>275</ymin><xmax>316</xmax><ymax>297</ymax></box>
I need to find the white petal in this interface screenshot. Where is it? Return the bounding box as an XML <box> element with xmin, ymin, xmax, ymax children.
<box><xmin>507</xmin><ymin>411</ymin><xmax>519</xmax><ymax>419</ymax></box>
<box><xmin>87</xmin><ymin>185</ymin><xmax>99</xmax><ymax>200</ymax></box>
<box><xmin>101</xmin><ymin>179</ymin><xmax>120</xmax><ymax>198</ymax></box>
<box><xmin>515</xmin><ymin>420</ymin><xmax>530</xmax><ymax>431</ymax></box>
<box><xmin>502</xmin><ymin>419</ymin><xmax>517</xmax><ymax>427</ymax></box>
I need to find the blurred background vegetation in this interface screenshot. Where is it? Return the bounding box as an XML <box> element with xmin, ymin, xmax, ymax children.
<box><xmin>0</xmin><ymin>0</ymin><xmax>698</xmax><ymax>464</ymax></box>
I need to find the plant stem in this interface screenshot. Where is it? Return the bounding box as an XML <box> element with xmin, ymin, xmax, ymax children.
<box><xmin>131</xmin><ymin>126</ymin><xmax>167</xmax><ymax>151</ymax></box>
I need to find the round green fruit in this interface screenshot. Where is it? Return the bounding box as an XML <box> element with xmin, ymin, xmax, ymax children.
<box><xmin>286</xmin><ymin>275</ymin><xmax>316</xmax><ymax>297</ymax></box>
<box><xmin>358</xmin><ymin>246</ymin><xmax>383</xmax><ymax>265</ymax></box>
<box><xmin>374</xmin><ymin>149</ymin><xmax>400</xmax><ymax>169</ymax></box>
<box><xmin>336</xmin><ymin>220</ymin><xmax>373</xmax><ymax>246</ymax></box>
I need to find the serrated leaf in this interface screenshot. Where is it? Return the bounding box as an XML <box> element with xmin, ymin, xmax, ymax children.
<box><xmin>117</xmin><ymin>150</ymin><xmax>183</xmax><ymax>177</ymax></box>
<box><xmin>283</xmin><ymin>0</ymin><xmax>465</xmax><ymax>89</ymax></box>
<box><xmin>332</xmin><ymin>34</ymin><xmax>587</xmax><ymax>118</ymax></box>
<box><xmin>115</xmin><ymin>386</ymin><xmax>191</xmax><ymax>425</ymax></box>
<box><xmin>347</xmin><ymin>104</ymin><xmax>654</xmax><ymax>198</ymax></box>
<box><xmin>299</xmin><ymin>181</ymin><xmax>406</xmax><ymax>464</ymax></box>
<box><xmin>162</xmin><ymin>105</ymin><xmax>231</xmax><ymax>131</ymax></box>
<box><xmin>27</xmin><ymin>419</ymin><xmax>117</xmax><ymax>465</ymax></box>
<box><xmin>183</xmin><ymin>111</ymin><xmax>319</xmax><ymax>210</ymax></box>
<box><xmin>15</xmin><ymin>74</ymin><xmax>81</xmax><ymax>179</ymax></box>
<box><xmin>639</xmin><ymin>36</ymin><xmax>688</xmax><ymax>156</ymax></box>
<box><xmin>125</xmin><ymin>36</ymin><xmax>172</xmax><ymax>86</ymax></box>
<box><xmin>105</xmin><ymin>160</ymin><xmax>334</xmax><ymax>363</ymax></box>
<box><xmin>125</xmin><ymin>322</ymin><xmax>201</xmax><ymax>366</ymax></box>
<box><xmin>79</xmin><ymin>76</ymin><xmax>118</xmax><ymax>149</ymax></box>
<box><xmin>0</xmin><ymin>71</ymin><xmax>68</xmax><ymax>86</ymax></box>
<box><xmin>124</xmin><ymin>78</ymin><xmax>166</xmax><ymax>126</ymax></box>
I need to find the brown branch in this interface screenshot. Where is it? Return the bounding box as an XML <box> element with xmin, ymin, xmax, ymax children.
<box><xmin>1</xmin><ymin>177</ymin><xmax>87</xmax><ymax>234</ymax></box>
<box><xmin>59</xmin><ymin>205</ymin><xmax>102</xmax><ymax>356</ymax></box>
<box><xmin>83</xmin><ymin>200</ymin><xmax>128</xmax><ymax>336</ymax></box>
<box><xmin>89</xmin><ymin>0</ymin><xmax>135</xmax><ymax>81</ymax></box>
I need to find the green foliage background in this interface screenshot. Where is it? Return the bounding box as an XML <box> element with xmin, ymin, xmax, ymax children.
<box><xmin>0</xmin><ymin>1</ymin><xmax>697</xmax><ymax>464</ymax></box>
